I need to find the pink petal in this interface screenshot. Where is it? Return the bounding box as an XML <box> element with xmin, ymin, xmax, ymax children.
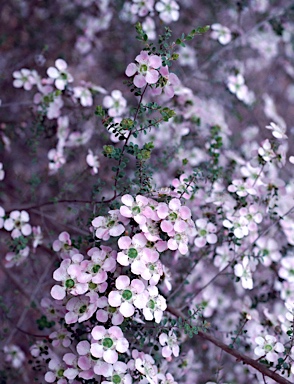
<box><xmin>116</xmin><ymin>275</ymin><xmax>130</xmax><ymax>290</ymax></box>
<box><xmin>149</xmin><ymin>55</ymin><xmax>162</xmax><ymax>68</ymax></box>
<box><xmin>51</xmin><ymin>285</ymin><xmax>66</xmax><ymax>300</ymax></box>
<box><xmin>145</xmin><ymin>69</ymin><xmax>159</xmax><ymax>84</ymax></box>
<box><xmin>116</xmin><ymin>338</ymin><xmax>129</xmax><ymax>353</ymax></box>
<box><xmin>108</xmin><ymin>291</ymin><xmax>122</xmax><ymax>307</ymax></box>
<box><xmin>118</xmin><ymin>236</ymin><xmax>132</xmax><ymax>250</ymax></box>
<box><xmin>91</xmin><ymin>325</ymin><xmax>106</xmax><ymax>340</ymax></box>
<box><xmin>103</xmin><ymin>349</ymin><xmax>118</xmax><ymax>364</ymax></box>
<box><xmin>125</xmin><ymin>63</ymin><xmax>137</xmax><ymax>77</ymax></box>
<box><xmin>120</xmin><ymin>302</ymin><xmax>134</xmax><ymax>317</ymax></box>
<box><xmin>133</xmin><ymin>74</ymin><xmax>147</xmax><ymax>88</ymax></box>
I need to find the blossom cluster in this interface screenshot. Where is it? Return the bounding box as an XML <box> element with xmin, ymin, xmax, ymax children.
<box><xmin>44</xmin><ymin>194</ymin><xmax>192</xmax><ymax>382</ymax></box>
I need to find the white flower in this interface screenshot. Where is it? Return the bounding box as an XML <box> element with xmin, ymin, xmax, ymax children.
<box><xmin>227</xmin><ymin>74</ymin><xmax>248</xmax><ymax>101</ymax></box>
<box><xmin>258</xmin><ymin>139</ymin><xmax>276</xmax><ymax>162</ymax></box>
<box><xmin>254</xmin><ymin>335</ymin><xmax>285</xmax><ymax>362</ymax></box>
<box><xmin>4</xmin><ymin>345</ymin><xmax>25</xmax><ymax>368</ymax></box>
<box><xmin>194</xmin><ymin>218</ymin><xmax>217</xmax><ymax>248</ymax></box>
<box><xmin>4</xmin><ymin>210</ymin><xmax>32</xmax><ymax>238</ymax></box>
<box><xmin>86</xmin><ymin>149</ymin><xmax>100</xmax><ymax>175</ymax></box>
<box><xmin>211</xmin><ymin>23</ymin><xmax>232</xmax><ymax>45</ymax></box>
<box><xmin>155</xmin><ymin>0</ymin><xmax>180</xmax><ymax>24</ymax></box>
<box><xmin>47</xmin><ymin>59</ymin><xmax>73</xmax><ymax>90</ymax></box>
<box><xmin>13</xmin><ymin>68</ymin><xmax>38</xmax><ymax>90</ymax></box>
<box><xmin>159</xmin><ymin>331</ymin><xmax>179</xmax><ymax>358</ymax></box>
<box><xmin>265</xmin><ymin>122</ymin><xmax>287</xmax><ymax>139</ymax></box>
<box><xmin>73</xmin><ymin>86</ymin><xmax>93</xmax><ymax>107</ymax></box>
<box><xmin>142</xmin><ymin>16</ymin><xmax>156</xmax><ymax>41</ymax></box>
<box><xmin>103</xmin><ymin>90</ymin><xmax>127</xmax><ymax>117</ymax></box>
<box><xmin>234</xmin><ymin>257</ymin><xmax>254</xmax><ymax>290</ymax></box>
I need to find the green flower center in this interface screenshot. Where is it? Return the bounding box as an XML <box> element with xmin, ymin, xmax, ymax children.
<box><xmin>108</xmin><ymin>306</ymin><xmax>116</xmax><ymax>314</ymax></box>
<box><xmin>169</xmin><ymin>212</ymin><xmax>178</xmax><ymax>221</ymax></box>
<box><xmin>107</xmin><ymin>219</ymin><xmax>115</xmax><ymax>228</ymax></box>
<box><xmin>132</xmin><ymin>206</ymin><xmax>141</xmax><ymax>215</ymax></box>
<box><xmin>122</xmin><ymin>289</ymin><xmax>132</xmax><ymax>301</ymax></box>
<box><xmin>92</xmin><ymin>265</ymin><xmax>101</xmax><ymax>274</ymax></box>
<box><xmin>112</xmin><ymin>374</ymin><xmax>121</xmax><ymax>384</ymax></box>
<box><xmin>148</xmin><ymin>299</ymin><xmax>156</xmax><ymax>310</ymax></box>
<box><xmin>57</xmin><ymin>369</ymin><xmax>64</xmax><ymax>377</ymax></box>
<box><xmin>65</xmin><ymin>279</ymin><xmax>75</xmax><ymax>288</ymax></box>
<box><xmin>199</xmin><ymin>229</ymin><xmax>207</xmax><ymax>237</ymax></box>
<box><xmin>128</xmin><ymin>248</ymin><xmax>138</xmax><ymax>259</ymax></box>
<box><xmin>89</xmin><ymin>282</ymin><xmax>97</xmax><ymax>290</ymax></box>
<box><xmin>79</xmin><ymin>305</ymin><xmax>87</xmax><ymax>314</ymax></box>
<box><xmin>265</xmin><ymin>344</ymin><xmax>273</xmax><ymax>352</ymax></box>
<box><xmin>140</xmin><ymin>64</ymin><xmax>148</xmax><ymax>73</ymax></box>
<box><xmin>103</xmin><ymin>337</ymin><xmax>114</xmax><ymax>349</ymax></box>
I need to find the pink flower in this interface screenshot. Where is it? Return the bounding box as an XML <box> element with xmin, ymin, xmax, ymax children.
<box><xmin>4</xmin><ymin>210</ymin><xmax>32</xmax><ymax>238</ymax></box>
<box><xmin>65</xmin><ymin>291</ymin><xmax>99</xmax><ymax>324</ymax></box>
<box><xmin>150</xmin><ymin>65</ymin><xmax>180</xmax><ymax>99</ymax></box>
<box><xmin>159</xmin><ymin>331</ymin><xmax>179</xmax><ymax>358</ymax></box>
<box><xmin>5</xmin><ymin>246</ymin><xmax>30</xmax><ymax>268</ymax></box>
<box><xmin>96</xmin><ymin>296</ymin><xmax>124</xmax><ymax>325</ymax></box>
<box><xmin>131</xmin><ymin>0</ymin><xmax>154</xmax><ymax>17</ymax></box>
<box><xmin>90</xmin><ymin>325</ymin><xmax>129</xmax><ymax>364</ymax></box>
<box><xmin>108</xmin><ymin>275</ymin><xmax>148</xmax><ymax>318</ymax></box>
<box><xmin>92</xmin><ymin>210</ymin><xmax>129</xmax><ymax>240</ymax></box>
<box><xmin>143</xmin><ymin>285</ymin><xmax>167</xmax><ymax>323</ymax></box>
<box><xmin>120</xmin><ymin>194</ymin><xmax>150</xmax><ymax>225</ymax></box>
<box><xmin>125</xmin><ymin>51</ymin><xmax>162</xmax><ymax>88</ymax></box>
<box><xmin>52</xmin><ymin>231</ymin><xmax>79</xmax><ymax>259</ymax></box>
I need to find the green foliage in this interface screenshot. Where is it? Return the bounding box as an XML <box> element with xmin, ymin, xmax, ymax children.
<box><xmin>36</xmin><ymin>315</ymin><xmax>55</xmax><ymax>331</ymax></box>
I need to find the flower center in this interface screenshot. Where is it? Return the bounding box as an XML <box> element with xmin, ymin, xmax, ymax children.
<box><xmin>148</xmin><ymin>299</ymin><xmax>156</xmax><ymax>310</ymax></box>
<box><xmin>92</xmin><ymin>264</ymin><xmax>101</xmax><ymax>273</ymax></box>
<box><xmin>132</xmin><ymin>206</ymin><xmax>141</xmax><ymax>215</ymax></box>
<box><xmin>169</xmin><ymin>212</ymin><xmax>178</xmax><ymax>221</ymax></box>
<box><xmin>79</xmin><ymin>305</ymin><xmax>87</xmax><ymax>314</ymax></box>
<box><xmin>112</xmin><ymin>374</ymin><xmax>122</xmax><ymax>384</ymax></box>
<box><xmin>65</xmin><ymin>279</ymin><xmax>75</xmax><ymax>288</ymax></box>
<box><xmin>103</xmin><ymin>337</ymin><xmax>114</xmax><ymax>349</ymax></box>
<box><xmin>140</xmin><ymin>64</ymin><xmax>148</xmax><ymax>74</ymax></box>
<box><xmin>89</xmin><ymin>282</ymin><xmax>97</xmax><ymax>290</ymax></box>
<box><xmin>107</xmin><ymin>219</ymin><xmax>115</xmax><ymax>228</ymax></box>
<box><xmin>57</xmin><ymin>369</ymin><xmax>64</xmax><ymax>377</ymax></box>
<box><xmin>264</xmin><ymin>344</ymin><xmax>273</xmax><ymax>352</ymax></box>
<box><xmin>122</xmin><ymin>289</ymin><xmax>132</xmax><ymax>301</ymax></box>
<box><xmin>199</xmin><ymin>229</ymin><xmax>207</xmax><ymax>236</ymax></box>
<box><xmin>128</xmin><ymin>248</ymin><xmax>138</xmax><ymax>259</ymax></box>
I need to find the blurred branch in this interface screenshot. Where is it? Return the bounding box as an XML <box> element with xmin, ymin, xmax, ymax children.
<box><xmin>167</xmin><ymin>305</ymin><xmax>292</xmax><ymax>384</ymax></box>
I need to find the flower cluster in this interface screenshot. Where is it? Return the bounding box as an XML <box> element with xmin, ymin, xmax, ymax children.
<box><xmin>125</xmin><ymin>50</ymin><xmax>179</xmax><ymax>99</ymax></box>
<box><xmin>46</xmin><ymin>194</ymin><xmax>195</xmax><ymax>382</ymax></box>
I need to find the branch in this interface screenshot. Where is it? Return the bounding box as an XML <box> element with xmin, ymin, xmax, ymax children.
<box><xmin>167</xmin><ymin>305</ymin><xmax>292</xmax><ymax>384</ymax></box>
